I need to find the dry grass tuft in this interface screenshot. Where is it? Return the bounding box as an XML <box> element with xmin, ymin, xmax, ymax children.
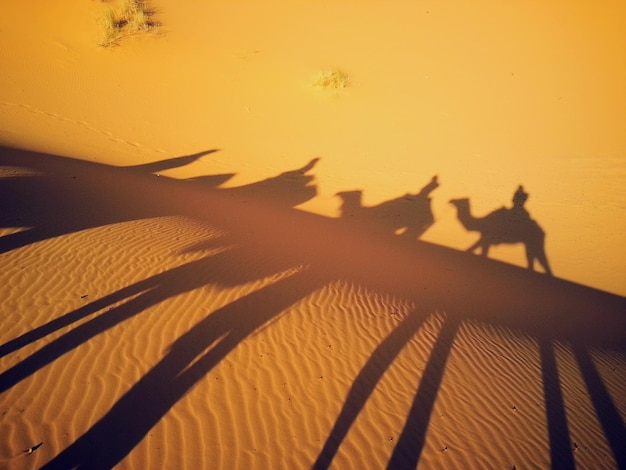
<box><xmin>98</xmin><ymin>7</ymin><xmax>120</xmax><ymax>47</ymax></box>
<box><xmin>313</xmin><ymin>69</ymin><xmax>351</xmax><ymax>89</ymax></box>
<box><xmin>98</xmin><ymin>0</ymin><xmax>158</xmax><ymax>47</ymax></box>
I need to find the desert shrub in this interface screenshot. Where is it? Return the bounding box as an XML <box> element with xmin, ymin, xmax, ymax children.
<box><xmin>98</xmin><ymin>0</ymin><xmax>157</xmax><ymax>47</ymax></box>
<box><xmin>313</xmin><ymin>69</ymin><xmax>351</xmax><ymax>89</ymax></box>
<box><xmin>98</xmin><ymin>7</ymin><xmax>120</xmax><ymax>47</ymax></box>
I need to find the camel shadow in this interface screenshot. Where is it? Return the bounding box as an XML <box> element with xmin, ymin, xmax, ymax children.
<box><xmin>313</xmin><ymin>244</ymin><xmax>626</xmax><ymax>469</ymax></box>
<box><xmin>1</xmin><ymin>148</ymin><xmax>624</xmax><ymax>469</ymax></box>
<box><xmin>0</xmin><ymin>148</ymin><xmax>216</xmax><ymax>255</ymax></box>
<box><xmin>0</xmin><ymin>152</ymin><xmax>321</xmax><ymax>366</ymax></box>
<box><xmin>0</xmin><ymin>149</ymin><xmax>324</xmax><ymax>468</ymax></box>
<box><xmin>449</xmin><ymin>185</ymin><xmax>552</xmax><ymax>275</ymax></box>
<box><xmin>336</xmin><ymin>175</ymin><xmax>439</xmax><ymax>240</ymax></box>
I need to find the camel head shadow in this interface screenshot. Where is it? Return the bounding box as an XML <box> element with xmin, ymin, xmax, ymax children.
<box><xmin>337</xmin><ymin>175</ymin><xmax>439</xmax><ymax>240</ymax></box>
<box><xmin>223</xmin><ymin>157</ymin><xmax>320</xmax><ymax>208</ymax></box>
<box><xmin>449</xmin><ymin>185</ymin><xmax>552</xmax><ymax>275</ymax></box>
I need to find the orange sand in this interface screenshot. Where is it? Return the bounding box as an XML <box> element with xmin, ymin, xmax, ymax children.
<box><xmin>1</xmin><ymin>1</ymin><xmax>625</xmax><ymax>469</ymax></box>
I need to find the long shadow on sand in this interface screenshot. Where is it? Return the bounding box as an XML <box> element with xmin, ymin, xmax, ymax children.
<box><xmin>39</xmin><ymin>268</ymin><xmax>328</xmax><ymax>469</ymax></box>
<box><xmin>0</xmin><ymin>149</ymin><xmax>218</xmax><ymax>255</ymax></box>
<box><xmin>336</xmin><ymin>174</ymin><xmax>439</xmax><ymax>240</ymax></box>
<box><xmin>312</xmin><ymin>258</ymin><xmax>626</xmax><ymax>470</ymax></box>
<box><xmin>449</xmin><ymin>186</ymin><xmax>552</xmax><ymax>275</ymax></box>
<box><xmin>1</xmin><ymin>147</ymin><xmax>625</xmax><ymax>469</ymax></box>
<box><xmin>0</xmin><ymin>152</ymin><xmax>320</xmax><ymax>362</ymax></box>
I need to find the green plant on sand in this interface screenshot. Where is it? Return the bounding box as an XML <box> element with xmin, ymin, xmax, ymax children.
<box><xmin>313</xmin><ymin>69</ymin><xmax>351</xmax><ymax>89</ymax></box>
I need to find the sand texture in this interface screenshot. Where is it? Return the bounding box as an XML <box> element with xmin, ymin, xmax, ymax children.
<box><xmin>1</xmin><ymin>1</ymin><xmax>625</xmax><ymax>469</ymax></box>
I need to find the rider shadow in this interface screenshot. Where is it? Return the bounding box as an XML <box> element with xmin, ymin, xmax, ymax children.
<box><xmin>449</xmin><ymin>185</ymin><xmax>553</xmax><ymax>275</ymax></box>
<box><xmin>336</xmin><ymin>175</ymin><xmax>439</xmax><ymax>240</ymax></box>
<box><xmin>3</xmin><ymin>150</ymin><xmax>624</xmax><ymax>469</ymax></box>
<box><xmin>315</xmin><ymin>183</ymin><xmax>625</xmax><ymax>469</ymax></box>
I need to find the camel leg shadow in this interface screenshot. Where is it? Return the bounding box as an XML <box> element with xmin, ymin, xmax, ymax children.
<box><xmin>467</xmin><ymin>239</ymin><xmax>489</xmax><ymax>256</ymax></box>
<box><xmin>386</xmin><ymin>316</ymin><xmax>459</xmax><ymax>469</ymax></box>
<box><xmin>572</xmin><ymin>345</ymin><xmax>626</xmax><ymax>469</ymax></box>
<box><xmin>41</xmin><ymin>269</ymin><xmax>325</xmax><ymax>470</ymax></box>
<box><xmin>313</xmin><ymin>310</ymin><xmax>429</xmax><ymax>470</ymax></box>
<box><xmin>539</xmin><ymin>338</ymin><xmax>575</xmax><ymax>470</ymax></box>
<box><xmin>527</xmin><ymin>246</ymin><xmax>553</xmax><ymax>276</ymax></box>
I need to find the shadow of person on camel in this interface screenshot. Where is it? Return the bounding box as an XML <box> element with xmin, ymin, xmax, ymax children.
<box><xmin>336</xmin><ymin>175</ymin><xmax>439</xmax><ymax>241</ymax></box>
<box><xmin>450</xmin><ymin>185</ymin><xmax>553</xmax><ymax>276</ymax></box>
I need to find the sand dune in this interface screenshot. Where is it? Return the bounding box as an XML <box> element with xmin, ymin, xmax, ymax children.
<box><xmin>1</xmin><ymin>147</ymin><xmax>624</xmax><ymax>469</ymax></box>
<box><xmin>1</xmin><ymin>1</ymin><xmax>625</xmax><ymax>468</ymax></box>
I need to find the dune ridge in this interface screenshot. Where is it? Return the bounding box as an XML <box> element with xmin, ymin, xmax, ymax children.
<box><xmin>3</xmin><ymin>129</ymin><xmax>626</xmax><ymax>470</ymax></box>
<box><xmin>1</xmin><ymin>147</ymin><xmax>625</xmax><ymax>469</ymax></box>
<box><xmin>2</xmin><ymin>0</ymin><xmax>626</xmax><ymax>467</ymax></box>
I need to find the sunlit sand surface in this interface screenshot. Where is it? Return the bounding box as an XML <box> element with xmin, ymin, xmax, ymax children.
<box><xmin>1</xmin><ymin>1</ymin><xmax>625</xmax><ymax>468</ymax></box>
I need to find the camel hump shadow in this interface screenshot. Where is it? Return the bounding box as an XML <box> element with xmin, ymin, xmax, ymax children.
<box><xmin>449</xmin><ymin>185</ymin><xmax>553</xmax><ymax>276</ymax></box>
<box><xmin>337</xmin><ymin>175</ymin><xmax>439</xmax><ymax>240</ymax></box>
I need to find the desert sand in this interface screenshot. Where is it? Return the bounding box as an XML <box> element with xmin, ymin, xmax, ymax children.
<box><xmin>1</xmin><ymin>1</ymin><xmax>625</xmax><ymax>469</ymax></box>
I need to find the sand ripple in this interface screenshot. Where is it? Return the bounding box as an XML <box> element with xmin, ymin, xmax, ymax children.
<box><xmin>2</xmin><ymin>153</ymin><xmax>624</xmax><ymax>469</ymax></box>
